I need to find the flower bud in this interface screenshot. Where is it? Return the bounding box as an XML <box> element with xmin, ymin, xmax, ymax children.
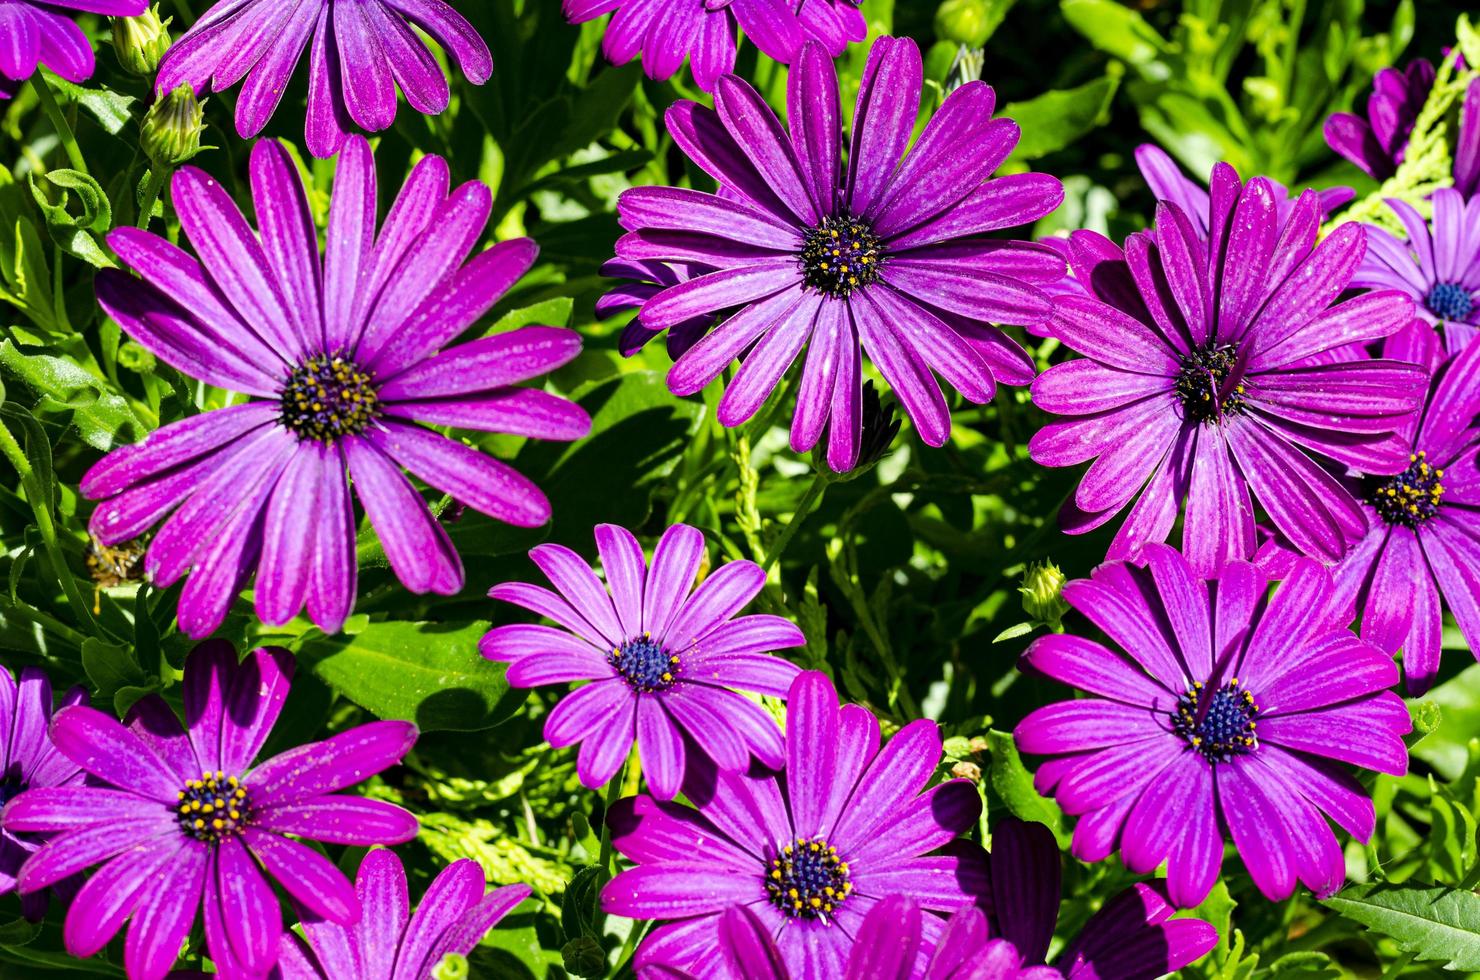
<box><xmin>141</xmin><ymin>84</ymin><xmax>206</xmax><ymax>169</ymax></box>
<box><xmin>112</xmin><ymin>6</ymin><xmax>172</xmax><ymax>77</ymax></box>
<box><xmin>431</xmin><ymin>953</ymin><xmax>468</xmax><ymax>980</ymax></box>
<box><xmin>1019</xmin><ymin>560</ymin><xmax>1068</xmax><ymax>626</ymax></box>
<box><xmin>935</xmin><ymin>0</ymin><xmax>995</xmax><ymax>48</ymax></box>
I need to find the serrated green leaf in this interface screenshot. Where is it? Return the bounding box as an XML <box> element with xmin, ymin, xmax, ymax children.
<box><xmin>27</xmin><ymin>170</ymin><xmax>114</xmax><ymax>268</ymax></box>
<box><xmin>1323</xmin><ymin>882</ymin><xmax>1480</xmax><ymax>971</ymax></box>
<box><xmin>295</xmin><ymin>620</ymin><xmax>527</xmax><ymax>731</ymax></box>
<box><xmin>43</xmin><ymin>73</ymin><xmax>138</xmax><ymax>136</ymax></box>
<box><xmin>560</xmin><ymin>865</ymin><xmax>607</xmax><ymax>943</ymax></box>
<box><xmin>0</xmin><ymin>340</ymin><xmax>147</xmax><ymax>449</ymax></box>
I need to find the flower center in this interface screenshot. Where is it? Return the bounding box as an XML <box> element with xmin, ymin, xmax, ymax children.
<box><xmin>1174</xmin><ymin>344</ymin><xmax>1246</xmax><ymax>424</ymax></box>
<box><xmin>1172</xmin><ymin>680</ymin><xmax>1260</xmax><ymax>763</ymax></box>
<box><xmin>176</xmin><ymin>771</ymin><xmax>252</xmax><ymax>843</ymax></box>
<box><xmin>279</xmin><ymin>353</ymin><xmax>380</xmax><ymax>443</ymax></box>
<box><xmin>800</xmin><ymin>214</ymin><xmax>883</xmax><ymax>299</ymax></box>
<box><xmin>766</xmin><ymin>836</ymin><xmax>853</xmax><ymax>922</ymax></box>
<box><xmin>608</xmin><ymin>633</ymin><xmax>680</xmax><ymax>693</ymax></box>
<box><xmin>1368</xmin><ymin>451</ymin><xmax>1445</xmax><ymax>527</ymax></box>
<box><xmin>1426</xmin><ymin>282</ymin><xmax>1474</xmax><ymax>321</ymax></box>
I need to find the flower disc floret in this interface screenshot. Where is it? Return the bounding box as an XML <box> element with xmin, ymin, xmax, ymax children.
<box><xmin>1367</xmin><ymin>450</ymin><xmax>1444</xmax><ymax>527</ymax></box>
<box><xmin>609</xmin><ymin>634</ymin><xmax>681</xmax><ymax>693</ymax></box>
<box><xmin>766</xmin><ymin>836</ymin><xmax>853</xmax><ymax>922</ymax></box>
<box><xmin>176</xmin><ymin>771</ymin><xmax>251</xmax><ymax>843</ymax></box>
<box><xmin>1172</xmin><ymin>680</ymin><xmax>1260</xmax><ymax>762</ymax></box>
<box><xmin>800</xmin><ymin>215</ymin><xmax>883</xmax><ymax>298</ymax></box>
<box><xmin>1174</xmin><ymin>344</ymin><xmax>1246</xmax><ymax>424</ymax></box>
<box><xmin>278</xmin><ymin>353</ymin><xmax>380</xmax><ymax>443</ymax></box>
<box><xmin>1426</xmin><ymin>282</ymin><xmax>1475</xmax><ymax>321</ymax></box>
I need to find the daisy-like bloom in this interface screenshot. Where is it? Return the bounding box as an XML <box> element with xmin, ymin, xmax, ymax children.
<box><xmin>1352</xmin><ymin>188</ymin><xmax>1480</xmax><ymax>352</ymax></box>
<box><xmin>0</xmin><ymin>0</ymin><xmax>148</xmax><ymax>98</ymax></box>
<box><xmin>1333</xmin><ymin>323</ymin><xmax>1480</xmax><ymax>695</ymax></box>
<box><xmin>481</xmin><ymin>523</ymin><xmax>804</xmax><ymax>800</ymax></box>
<box><xmin>273</xmin><ymin>848</ymin><xmax>531</xmax><ymax>979</ymax></box>
<box><xmin>1133</xmin><ymin>144</ymin><xmax>1354</xmax><ymax>232</ymax></box>
<box><xmin>155</xmin><ymin>0</ymin><xmax>492</xmax><ymax>158</ymax></box>
<box><xmin>1030</xmin><ymin>163</ymin><xmax>1425</xmax><ymax>572</ymax></box>
<box><xmin>563</xmin><ymin>0</ymin><xmax>804</xmax><ymax>92</ymax></box>
<box><xmin>646</xmin><ymin>820</ymin><xmax>1218</xmax><ymax>980</ymax></box>
<box><xmin>597</xmin><ymin>258</ymin><xmax>716</xmax><ymax>360</ymax></box>
<box><xmin>83</xmin><ymin>137</ymin><xmax>589</xmax><ymax>638</ymax></box>
<box><xmin>1324</xmin><ymin>59</ymin><xmax>1435</xmax><ymax>181</ymax></box>
<box><xmin>0</xmin><ymin>666</ymin><xmax>86</xmax><ymax>921</ymax></box>
<box><xmin>1015</xmin><ymin>545</ymin><xmax>1411</xmax><ymax>907</ymax></box>
<box><xmin>601</xmin><ymin>670</ymin><xmax>987</xmax><ymax>978</ymax></box>
<box><xmin>610</xmin><ymin>36</ymin><xmax>1063</xmax><ymax>471</ymax></box>
<box><xmin>2</xmin><ymin>643</ymin><xmax>420</xmax><ymax>980</ymax></box>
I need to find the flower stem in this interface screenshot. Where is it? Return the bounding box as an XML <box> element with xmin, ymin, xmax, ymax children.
<box><xmin>137</xmin><ymin>167</ymin><xmax>170</xmax><ymax>229</ymax></box>
<box><xmin>31</xmin><ymin>75</ymin><xmax>88</xmax><ymax>175</ymax></box>
<box><xmin>763</xmin><ymin>472</ymin><xmax>827</xmax><ymax>573</ymax></box>
<box><xmin>0</xmin><ymin>417</ymin><xmax>100</xmax><ymax>635</ymax></box>
<box><xmin>596</xmin><ymin>766</ymin><xmax>625</xmax><ymax>874</ymax></box>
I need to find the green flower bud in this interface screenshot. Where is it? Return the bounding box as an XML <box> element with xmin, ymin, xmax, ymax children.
<box><xmin>935</xmin><ymin>0</ymin><xmax>994</xmax><ymax>48</ymax></box>
<box><xmin>141</xmin><ymin>84</ymin><xmax>206</xmax><ymax>169</ymax></box>
<box><xmin>1019</xmin><ymin>560</ymin><xmax>1068</xmax><ymax>626</ymax></box>
<box><xmin>431</xmin><ymin>953</ymin><xmax>468</xmax><ymax>980</ymax></box>
<box><xmin>112</xmin><ymin>6</ymin><xmax>173</xmax><ymax>77</ymax></box>
<box><xmin>116</xmin><ymin>341</ymin><xmax>157</xmax><ymax>374</ymax></box>
<box><xmin>561</xmin><ymin>936</ymin><xmax>606</xmax><ymax>978</ymax></box>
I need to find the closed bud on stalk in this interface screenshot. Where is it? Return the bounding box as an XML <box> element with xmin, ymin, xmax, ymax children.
<box><xmin>141</xmin><ymin>84</ymin><xmax>205</xmax><ymax>169</ymax></box>
<box><xmin>112</xmin><ymin>6</ymin><xmax>172</xmax><ymax>77</ymax></box>
<box><xmin>1019</xmin><ymin>560</ymin><xmax>1068</xmax><ymax>626</ymax></box>
<box><xmin>431</xmin><ymin>953</ymin><xmax>468</xmax><ymax>980</ymax></box>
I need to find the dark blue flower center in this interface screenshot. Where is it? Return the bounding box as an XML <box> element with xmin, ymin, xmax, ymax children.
<box><xmin>1368</xmin><ymin>450</ymin><xmax>1445</xmax><ymax>527</ymax></box>
<box><xmin>801</xmin><ymin>214</ymin><xmax>883</xmax><ymax>299</ymax></box>
<box><xmin>1426</xmin><ymin>281</ymin><xmax>1474</xmax><ymax>321</ymax></box>
<box><xmin>766</xmin><ymin>836</ymin><xmax>853</xmax><ymax>922</ymax></box>
<box><xmin>1172</xmin><ymin>680</ymin><xmax>1260</xmax><ymax>763</ymax></box>
<box><xmin>279</xmin><ymin>352</ymin><xmax>380</xmax><ymax>443</ymax></box>
<box><xmin>1175</xmin><ymin>344</ymin><xmax>1246</xmax><ymax>424</ymax></box>
<box><xmin>608</xmin><ymin>633</ymin><xmax>680</xmax><ymax>693</ymax></box>
<box><xmin>177</xmin><ymin>771</ymin><xmax>252</xmax><ymax>843</ymax></box>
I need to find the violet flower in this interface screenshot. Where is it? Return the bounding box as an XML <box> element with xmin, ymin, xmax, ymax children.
<box><xmin>1324</xmin><ymin>59</ymin><xmax>1435</xmax><ymax>182</ymax></box>
<box><xmin>1030</xmin><ymin>164</ymin><xmax>1424</xmax><ymax>573</ymax></box>
<box><xmin>3</xmin><ymin>643</ymin><xmax>420</xmax><ymax>980</ymax></box>
<box><xmin>596</xmin><ymin>258</ymin><xmax>717</xmax><ymax>360</ymax></box>
<box><xmin>1333</xmin><ymin>322</ymin><xmax>1480</xmax><ymax>694</ymax></box>
<box><xmin>273</xmin><ymin>848</ymin><xmax>531</xmax><ymax>979</ymax></box>
<box><xmin>563</xmin><ymin>0</ymin><xmax>805</xmax><ymax>92</ymax></box>
<box><xmin>83</xmin><ymin>137</ymin><xmax>589</xmax><ymax>638</ymax></box>
<box><xmin>1015</xmin><ymin>546</ymin><xmax>1411</xmax><ymax>907</ymax></box>
<box><xmin>602</xmin><ymin>670</ymin><xmax>986</xmax><ymax>978</ymax></box>
<box><xmin>0</xmin><ymin>666</ymin><xmax>86</xmax><ymax>921</ymax></box>
<box><xmin>610</xmin><ymin>35</ymin><xmax>1063</xmax><ymax>471</ymax></box>
<box><xmin>0</xmin><ymin>0</ymin><xmax>148</xmax><ymax>97</ymax></box>
<box><xmin>156</xmin><ymin>0</ymin><xmax>492</xmax><ymax>158</ymax></box>
<box><xmin>1352</xmin><ymin>188</ymin><xmax>1480</xmax><ymax>353</ymax></box>
<box><xmin>482</xmin><ymin>523</ymin><xmax>804</xmax><ymax>800</ymax></box>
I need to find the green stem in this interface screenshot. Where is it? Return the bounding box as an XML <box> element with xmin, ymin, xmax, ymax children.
<box><xmin>0</xmin><ymin>419</ymin><xmax>100</xmax><ymax>635</ymax></box>
<box><xmin>31</xmin><ymin>75</ymin><xmax>88</xmax><ymax>175</ymax></box>
<box><xmin>137</xmin><ymin>167</ymin><xmax>171</xmax><ymax>229</ymax></box>
<box><xmin>763</xmin><ymin>473</ymin><xmax>827</xmax><ymax>573</ymax></box>
<box><xmin>0</xmin><ymin>597</ymin><xmax>87</xmax><ymax>651</ymax></box>
<box><xmin>1379</xmin><ymin>951</ymin><xmax>1416</xmax><ymax>980</ymax></box>
<box><xmin>596</xmin><ymin>768</ymin><xmax>625</xmax><ymax>874</ymax></box>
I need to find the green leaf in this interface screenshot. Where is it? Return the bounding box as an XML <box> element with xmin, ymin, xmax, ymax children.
<box><xmin>81</xmin><ymin>637</ymin><xmax>149</xmax><ymax>705</ymax></box>
<box><xmin>294</xmin><ymin>620</ymin><xmax>527</xmax><ymax>732</ymax></box>
<box><xmin>1428</xmin><ymin>784</ymin><xmax>1477</xmax><ymax>885</ymax></box>
<box><xmin>1323</xmin><ymin>882</ymin><xmax>1480</xmax><ymax>971</ymax></box>
<box><xmin>490</xmin><ymin>296</ymin><xmax>575</xmax><ymax>334</ymax></box>
<box><xmin>1059</xmin><ymin>0</ymin><xmax>1170</xmax><ymax>78</ymax></box>
<box><xmin>1262</xmin><ymin>952</ymin><xmax>1339</xmax><ymax>978</ymax></box>
<box><xmin>43</xmin><ymin>73</ymin><xmax>138</xmax><ymax>136</ymax></box>
<box><xmin>986</xmin><ymin>729</ymin><xmax>1064</xmax><ymax>844</ymax></box>
<box><xmin>1004</xmin><ymin>68</ymin><xmax>1121</xmax><ymax>162</ymax></box>
<box><xmin>0</xmin><ymin>340</ymin><xmax>147</xmax><ymax>450</ymax></box>
<box><xmin>560</xmin><ymin>865</ymin><xmax>607</xmax><ymax>942</ymax></box>
<box><xmin>28</xmin><ymin>170</ymin><xmax>115</xmax><ymax>268</ymax></box>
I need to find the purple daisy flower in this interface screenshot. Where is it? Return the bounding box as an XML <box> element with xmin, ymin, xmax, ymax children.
<box><xmin>0</xmin><ymin>666</ymin><xmax>86</xmax><ymax>922</ymax></box>
<box><xmin>1029</xmin><ymin>163</ymin><xmax>1425</xmax><ymax>573</ymax></box>
<box><xmin>1133</xmin><ymin>144</ymin><xmax>1354</xmax><ymax>232</ymax></box>
<box><xmin>611</xmin><ymin>36</ymin><xmax>1063</xmax><ymax>471</ymax></box>
<box><xmin>1333</xmin><ymin>322</ymin><xmax>1480</xmax><ymax>694</ymax></box>
<box><xmin>597</xmin><ymin>258</ymin><xmax>717</xmax><ymax>360</ymax></box>
<box><xmin>1460</xmin><ymin>79</ymin><xmax>1480</xmax><ymax>199</ymax></box>
<box><xmin>155</xmin><ymin>0</ymin><xmax>492</xmax><ymax>159</ymax></box>
<box><xmin>563</xmin><ymin>0</ymin><xmax>805</xmax><ymax>92</ymax></box>
<box><xmin>1324</xmin><ymin>59</ymin><xmax>1435</xmax><ymax>182</ymax></box>
<box><xmin>1352</xmin><ymin>188</ymin><xmax>1480</xmax><ymax>352</ymax></box>
<box><xmin>481</xmin><ymin>523</ymin><xmax>805</xmax><ymax>800</ymax></box>
<box><xmin>82</xmin><ymin>137</ymin><xmax>589</xmax><ymax>639</ymax></box>
<box><xmin>0</xmin><ymin>0</ymin><xmax>147</xmax><ymax>97</ymax></box>
<box><xmin>2</xmin><ymin>642</ymin><xmax>420</xmax><ymax>980</ymax></box>
<box><xmin>273</xmin><ymin>848</ymin><xmax>531</xmax><ymax>979</ymax></box>
<box><xmin>601</xmin><ymin>670</ymin><xmax>986</xmax><ymax>979</ymax></box>
<box><xmin>1015</xmin><ymin>545</ymin><xmax>1411</xmax><ymax>907</ymax></box>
